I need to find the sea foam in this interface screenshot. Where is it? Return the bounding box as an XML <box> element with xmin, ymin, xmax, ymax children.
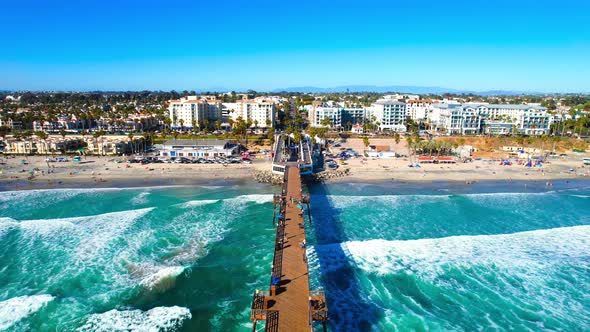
<box><xmin>310</xmin><ymin>225</ymin><xmax>590</xmax><ymax>276</ymax></box>
<box><xmin>140</xmin><ymin>266</ymin><xmax>186</xmax><ymax>292</ymax></box>
<box><xmin>0</xmin><ymin>294</ymin><xmax>54</xmax><ymax>330</ymax></box>
<box><xmin>176</xmin><ymin>199</ymin><xmax>219</xmax><ymax>208</ymax></box>
<box><xmin>78</xmin><ymin>306</ymin><xmax>191</xmax><ymax>332</ymax></box>
<box><xmin>225</xmin><ymin>194</ymin><xmax>273</xmax><ymax>205</ymax></box>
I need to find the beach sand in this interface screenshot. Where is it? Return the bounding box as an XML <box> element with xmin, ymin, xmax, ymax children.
<box><xmin>329</xmin><ymin>156</ymin><xmax>590</xmax><ymax>183</ymax></box>
<box><xmin>0</xmin><ymin>156</ymin><xmax>268</xmax><ymax>190</ymax></box>
<box><xmin>1</xmin><ymin>154</ymin><xmax>589</xmax><ymax>191</ymax></box>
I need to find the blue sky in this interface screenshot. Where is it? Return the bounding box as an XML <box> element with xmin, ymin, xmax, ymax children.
<box><xmin>2</xmin><ymin>0</ymin><xmax>589</xmax><ymax>92</ymax></box>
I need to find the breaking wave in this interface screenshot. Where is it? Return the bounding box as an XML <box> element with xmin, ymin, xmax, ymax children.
<box><xmin>130</xmin><ymin>192</ymin><xmax>151</xmax><ymax>205</ymax></box>
<box><xmin>309</xmin><ymin>225</ymin><xmax>590</xmax><ymax>330</ymax></box>
<box><xmin>176</xmin><ymin>199</ymin><xmax>219</xmax><ymax>208</ymax></box>
<box><xmin>140</xmin><ymin>266</ymin><xmax>186</xmax><ymax>293</ymax></box>
<box><xmin>224</xmin><ymin>194</ymin><xmax>273</xmax><ymax>205</ymax></box>
<box><xmin>0</xmin><ymin>294</ymin><xmax>54</xmax><ymax>330</ymax></box>
<box><xmin>78</xmin><ymin>306</ymin><xmax>191</xmax><ymax>332</ymax></box>
<box><xmin>310</xmin><ymin>225</ymin><xmax>590</xmax><ymax>276</ymax></box>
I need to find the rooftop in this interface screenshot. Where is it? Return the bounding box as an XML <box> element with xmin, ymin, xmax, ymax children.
<box><xmin>373</xmin><ymin>100</ymin><xmax>406</xmax><ymax>106</ymax></box>
<box><xmin>163</xmin><ymin>139</ymin><xmax>231</xmax><ymax>147</ymax></box>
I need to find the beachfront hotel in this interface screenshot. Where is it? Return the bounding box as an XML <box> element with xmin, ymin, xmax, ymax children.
<box><xmin>309</xmin><ymin>100</ymin><xmax>406</xmax><ymax>131</ymax></box>
<box><xmin>168</xmin><ymin>96</ymin><xmax>223</xmax><ymax>128</ymax></box>
<box><xmin>309</xmin><ymin>102</ymin><xmax>365</xmax><ymax>128</ymax></box>
<box><xmin>367</xmin><ymin>100</ymin><xmax>407</xmax><ymax>132</ymax></box>
<box><xmin>168</xmin><ymin>96</ymin><xmax>276</xmax><ymax>129</ymax></box>
<box><xmin>428</xmin><ymin>103</ymin><xmax>552</xmax><ymax>135</ymax></box>
<box><xmin>405</xmin><ymin>99</ymin><xmax>435</xmax><ymax>121</ymax></box>
<box><xmin>222</xmin><ymin>98</ymin><xmax>276</xmax><ymax>128</ymax></box>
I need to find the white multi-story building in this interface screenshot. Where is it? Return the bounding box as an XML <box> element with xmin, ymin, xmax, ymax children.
<box><xmin>368</xmin><ymin>100</ymin><xmax>407</xmax><ymax>132</ymax></box>
<box><xmin>429</xmin><ymin>103</ymin><xmax>551</xmax><ymax>135</ymax></box>
<box><xmin>383</xmin><ymin>94</ymin><xmax>419</xmax><ymax>101</ymax></box>
<box><xmin>309</xmin><ymin>106</ymin><xmax>343</xmax><ymax>128</ymax></box>
<box><xmin>223</xmin><ymin>99</ymin><xmax>275</xmax><ymax>128</ymax></box>
<box><xmin>309</xmin><ymin>103</ymin><xmax>366</xmax><ymax>128</ymax></box>
<box><xmin>406</xmin><ymin>99</ymin><xmax>435</xmax><ymax>121</ymax></box>
<box><xmin>430</xmin><ymin>104</ymin><xmax>482</xmax><ymax>135</ymax></box>
<box><xmin>168</xmin><ymin>96</ymin><xmax>222</xmax><ymax>128</ymax></box>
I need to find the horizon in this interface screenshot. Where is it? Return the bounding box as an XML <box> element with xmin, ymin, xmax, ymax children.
<box><xmin>2</xmin><ymin>0</ymin><xmax>590</xmax><ymax>92</ymax></box>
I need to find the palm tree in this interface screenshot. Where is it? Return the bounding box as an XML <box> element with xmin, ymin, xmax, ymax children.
<box><xmin>35</xmin><ymin>131</ymin><xmax>49</xmax><ymax>155</ymax></box>
<box><xmin>128</xmin><ymin>133</ymin><xmax>135</xmax><ymax>154</ymax></box>
<box><xmin>321</xmin><ymin>116</ymin><xmax>332</xmax><ymax>128</ymax></box>
<box><xmin>92</xmin><ymin>130</ymin><xmax>103</xmax><ymax>155</ymax></box>
<box><xmin>406</xmin><ymin>135</ymin><xmax>414</xmax><ymax>162</ymax></box>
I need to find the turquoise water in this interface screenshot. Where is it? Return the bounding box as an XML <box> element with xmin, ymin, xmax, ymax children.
<box><xmin>0</xmin><ymin>180</ymin><xmax>589</xmax><ymax>331</ymax></box>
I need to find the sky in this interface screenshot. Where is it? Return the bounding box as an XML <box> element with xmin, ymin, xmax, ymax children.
<box><xmin>1</xmin><ymin>0</ymin><xmax>590</xmax><ymax>92</ymax></box>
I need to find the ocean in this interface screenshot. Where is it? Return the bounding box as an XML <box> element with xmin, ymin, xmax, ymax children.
<box><xmin>0</xmin><ymin>180</ymin><xmax>589</xmax><ymax>331</ymax></box>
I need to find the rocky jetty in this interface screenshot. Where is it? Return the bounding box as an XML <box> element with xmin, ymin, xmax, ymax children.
<box><xmin>253</xmin><ymin>168</ymin><xmax>350</xmax><ymax>184</ymax></box>
<box><xmin>311</xmin><ymin>168</ymin><xmax>350</xmax><ymax>182</ymax></box>
<box><xmin>253</xmin><ymin>170</ymin><xmax>283</xmax><ymax>185</ymax></box>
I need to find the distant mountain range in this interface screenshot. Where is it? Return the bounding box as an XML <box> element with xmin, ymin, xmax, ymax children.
<box><xmin>2</xmin><ymin>86</ymin><xmax>585</xmax><ymax>95</ymax></box>
<box><xmin>270</xmin><ymin>85</ymin><xmax>546</xmax><ymax>96</ymax></box>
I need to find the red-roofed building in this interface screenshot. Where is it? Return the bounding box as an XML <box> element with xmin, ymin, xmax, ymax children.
<box><xmin>351</xmin><ymin>123</ymin><xmax>364</xmax><ymax>134</ymax></box>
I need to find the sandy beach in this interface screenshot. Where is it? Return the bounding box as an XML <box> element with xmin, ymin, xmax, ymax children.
<box><xmin>1</xmin><ymin>153</ymin><xmax>589</xmax><ymax>191</ymax></box>
<box><xmin>0</xmin><ymin>156</ymin><xmax>269</xmax><ymax>190</ymax></box>
<box><xmin>329</xmin><ymin>156</ymin><xmax>590</xmax><ymax>183</ymax></box>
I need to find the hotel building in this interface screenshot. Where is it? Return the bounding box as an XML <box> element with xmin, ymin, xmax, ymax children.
<box><xmin>429</xmin><ymin>103</ymin><xmax>552</xmax><ymax>135</ymax></box>
<box><xmin>168</xmin><ymin>96</ymin><xmax>222</xmax><ymax>128</ymax></box>
<box><xmin>367</xmin><ymin>100</ymin><xmax>407</xmax><ymax>132</ymax></box>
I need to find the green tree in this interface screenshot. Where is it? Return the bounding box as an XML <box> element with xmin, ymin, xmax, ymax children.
<box><xmin>267</xmin><ymin>127</ymin><xmax>275</xmax><ymax>146</ymax></box>
<box><xmin>363</xmin><ymin>136</ymin><xmax>370</xmax><ymax>147</ymax></box>
<box><xmin>128</xmin><ymin>133</ymin><xmax>135</xmax><ymax>154</ymax></box>
<box><xmin>321</xmin><ymin>116</ymin><xmax>332</xmax><ymax>128</ymax></box>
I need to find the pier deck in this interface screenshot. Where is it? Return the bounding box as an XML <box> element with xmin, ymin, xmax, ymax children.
<box><xmin>251</xmin><ymin>164</ymin><xmax>327</xmax><ymax>331</ymax></box>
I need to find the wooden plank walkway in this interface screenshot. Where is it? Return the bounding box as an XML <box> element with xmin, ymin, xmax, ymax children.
<box><xmin>251</xmin><ymin>164</ymin><xmax>327</xmax><ymax>332</ymax></box>
<box><xmin>266</xmin><ymin>165</ymin><xmax>311</xmax><ymax>331</ymax></box>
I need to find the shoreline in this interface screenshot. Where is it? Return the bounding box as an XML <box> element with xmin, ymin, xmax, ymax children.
<box><xmin>1</xmin><ymin>155</ymin><xmax>589</xmax><ymax>192</ymax></box>
<box><xmin>1</xmin><ymin>169</ymin><xmax>589</xmax><ymax>192</ymax></box>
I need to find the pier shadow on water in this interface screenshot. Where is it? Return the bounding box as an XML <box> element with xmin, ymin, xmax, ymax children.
<box><xmin>305</xmin><ymin>180</ymin><xmax>383</xmax><ymax>331</ymax></box>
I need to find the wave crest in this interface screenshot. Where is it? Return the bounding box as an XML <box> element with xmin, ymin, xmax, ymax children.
<box><xmin>311</xmin><ymin>225</ymin><xmax>590</xmax><ymax>276</ymax></box>
<box><xmin>78</xmin><ymin>306</ymin><xmax>191</xmax><ymax>332</ymax></box>
<box><xmin>0</xmin><ymin>294</ymin><xmax>54</xmax><ymax>330</ymax></box>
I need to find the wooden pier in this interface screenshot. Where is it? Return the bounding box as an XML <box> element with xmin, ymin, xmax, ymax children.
<box><xmin>251</xmin><ymin>164</ymin><xmax>328</xmax><ymax>331</ymax></box>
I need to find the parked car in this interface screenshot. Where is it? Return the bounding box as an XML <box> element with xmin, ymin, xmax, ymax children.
<box><xmin>326</xmin><ymin>161</ymin><xmax>338</xmax><ymax>169</ymax></box>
